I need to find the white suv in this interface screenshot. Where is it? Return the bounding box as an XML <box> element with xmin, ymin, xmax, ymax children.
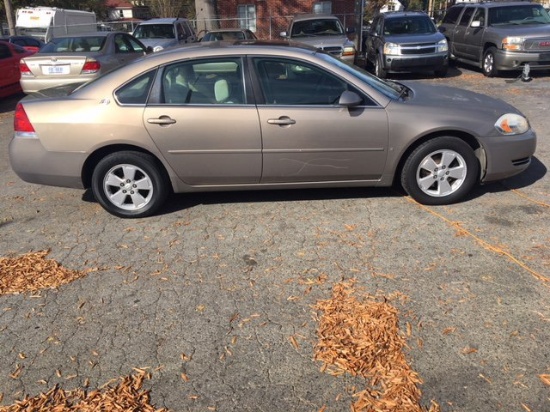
<box><xmin>133</xmin><ymin>18</ymin><xmax>196</xmax><ymax>52</ymax></box>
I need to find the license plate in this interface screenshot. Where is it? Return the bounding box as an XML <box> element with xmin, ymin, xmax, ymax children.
<box><xmin>44</xmin><ymin>65</ymin><xmax>70</xmax><ymax>75</ymax></box>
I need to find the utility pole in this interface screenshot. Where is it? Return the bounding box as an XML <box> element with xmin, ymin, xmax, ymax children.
<box><xmin>3</xmin><ymin>0</ymin><xmax>16</xmax><ymax>35</ymax></box>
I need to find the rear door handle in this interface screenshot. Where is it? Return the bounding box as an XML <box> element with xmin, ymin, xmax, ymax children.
<box><xmin>147</xmin><ymin>116</ymin><xmax>176</xmax><ymax>125</ymax></box>
<box><xmin>267</xmin><ymin>117</ymin><xmax>296</xmax><ymax>126</ymax></box>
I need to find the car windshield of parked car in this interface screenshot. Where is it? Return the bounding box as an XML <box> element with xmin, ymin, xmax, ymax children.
<box><xmin>488</xmin><ymin>5</ymin><xmax>550</xmax><ymax>25</ymax></box>
<box><xmin>134</xmin><ymin>24</ymin><xmax>175</xmax><ymax>39</ymax></box>
<box><xmin>384</xmin><ymin>16</ymin><xmax>436</xmax><ymax>35</ymax></box>
<box><xmin>42</xmin><ymin>36</ymin><xmax>106</xmax><ymax>53</ymax></box>
<box><xmin>316</xmin><ymin>52</ymin><xmax>402</xmax><ymax>100</ymax></box>
<box><xmin>291</xmin><ymin>19</ymin><xmax>345</xmax><ymax>37</ymax></box>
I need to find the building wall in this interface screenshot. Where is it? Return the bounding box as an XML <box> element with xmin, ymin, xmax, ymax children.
<box><xmin>214</xmin><ymin>0</ymin><xmax>357</xmax><ymax>40</ymax></box>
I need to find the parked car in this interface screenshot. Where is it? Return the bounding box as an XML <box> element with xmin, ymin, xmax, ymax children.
<box><xmin>200</xmin><ymin>28</ymin><xmax>257</xmax><ymax>42</ymax></box>
<box><xmin>364</xmin><ymin>11</ymin><xmax>449</xmax><ymax>78</ymax></box>
<box><xmin>438</xmin><ymin>1</ymin><xmax>550</xmax><ymax>76</ymax></box>
<box><xmin>132</xmin><ymin>18</ymin><xmax>196</xmax><ymax>52</ymax></box>
<box><xmin>9</xmin><ymin>41</ymin><xmax>536</xmax><ymax>218</ymax></box>
<box><xmin>0</xmin><ymin>35</ymin><xmax>45</xmax><ymax>53</ymax></box>
<box><xmin>280</xmin><ymin>14</ymin><xmax>356</xmax><ymax>63</ymax></box>
<box><xmin>0</xmin><ymin>40</ymin><xmax>34</xmax><ymax>98</ymax></box>
<box><xmin>19</xmin><ymin>31</ymin><xmax>150</xmax><ymax>94</ymax></box>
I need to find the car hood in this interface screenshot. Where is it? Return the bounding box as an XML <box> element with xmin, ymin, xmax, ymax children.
<box><xmin>292</xmin><ymin>35</ymin><xmax>349</xmax><ymax>47</ymax></box>
<box><xmin>384</xmin><ymin>32</ymin><xmax>445</xmax><ymax>43</ymax></box>
<box><xmin>402</xmin><ymin>82</ymin><xmax>521</xmax><ymax>117</ymax></box>
<box><xmin>489</xmin><ymin>23</ymin><xmax>550</xmax><ymax>38</ymax></box>
<box><xmin>138</xmin><ymin>38</ymin><xmax>177</xmax><ymax>49</ymax></box>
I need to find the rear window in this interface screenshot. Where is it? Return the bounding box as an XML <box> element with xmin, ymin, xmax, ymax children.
<box><xmin>42</xmin><ymin>36</ymin><xmax>106</xmax><ymax>53</ymax></box>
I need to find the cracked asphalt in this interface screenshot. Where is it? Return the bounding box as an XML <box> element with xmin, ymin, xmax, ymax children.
<box><xmin>0</xmin><ymin>65</ymin><xmax>549</xmax><ymax>411</ymax></box>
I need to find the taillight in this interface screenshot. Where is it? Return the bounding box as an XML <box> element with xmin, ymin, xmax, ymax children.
<box><xmin>14</xmin><ymin>103</ymin><xmax>36</xmax><ymax>134</ymax></box>
<box><xmin>19</xmin><ymin>61</ymin><xmax>31</xmax><ymax>76</ymax></box>
<box><xmin>81</xmin><ymin>59</ymin><xmax>100</xmax><ymax>74</ymax></box>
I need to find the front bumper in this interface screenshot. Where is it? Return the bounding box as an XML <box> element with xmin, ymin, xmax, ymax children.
<box><xmin>481</xmin><ymin>129</ymin><xmax>537</xmax><ymax>182</ymax></box>
<box><xmin>383</xmin><ymin>53</ymin><xmax>448</xmax><ymax>73</ymax></box>
<box><xmin>494</xmin><ymin>49</ymin><xmax>550</xmax><ymax>71</ymax></box>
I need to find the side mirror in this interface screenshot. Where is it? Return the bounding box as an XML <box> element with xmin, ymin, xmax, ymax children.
<box><xmin>280</xmin><ymin>31</ymin><xmax>288</xmax><ymax>38</ymax></box>
<box><xmin>439</xmin><ymin>26</ymin><xmax>446</xmax><ymax>33</ymax></box>
<box><xmin>339</xmin><ymin>91</ymin><xmax>362</xmax><ymax>107</ymax></box>
<box><xmin>471</xmin><ymin>20</ymin><xmax>481</xmax><ymax>28</ymax></box>
<box><xmin>145</xmin><ymin>46</ymin><xmax>154</xmax><ymax>54</ymax></box>
<box><xmin>346</xmin><ymin>27</ymin><xmax>356</xmax><ymax>34</ymax></box>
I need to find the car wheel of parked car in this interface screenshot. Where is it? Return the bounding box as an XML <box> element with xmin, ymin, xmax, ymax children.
<box><xmin>375</xmin><ymin>54</ymin><xmax>387</xmax><ymax>79</ymax></box>
<box><xmin>92</xmin><ymin>151</ymin><xmax>169</xmax><ymax>218</ymax></box>
<box><xmin>401</xmin><ymin>137</ymin><xmax>479</xmax><ymax>205</ymax></box>
<box><xmin>482</xmin><ymin>47</ymin><xmax>498</xmax><ymax>77</ymax></box>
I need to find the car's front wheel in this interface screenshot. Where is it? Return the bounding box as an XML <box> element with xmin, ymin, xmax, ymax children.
<box><xmin>401</xmin><ymin>137</ymin><xmax>479</xmax><ymax>205</ymax></box>
<box><xmin>482</xmin><ymin>47</ymin><xmax>499</xmax><ymax>77</ymax></box>
<box><xmin>92</xmin><ymin>151</ymin><xmax>169</xmax><ymax>218</ymax></box>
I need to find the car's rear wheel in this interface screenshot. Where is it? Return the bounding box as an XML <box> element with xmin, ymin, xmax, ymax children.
<box><xmin>482</xmin><ymin>47</ymin><xmax>498</xmax><ymax>77</ymax></box>
<box><xmin>92</xmin><ymin>151</ymin><xmax>168</xmax><ymax>218</ymax></box>
<box><xmin>401</xmin><ymin>137</ymin><xmax>479</xmax><ymax>205</ymax></box>
<box><xmin>375</xmin><ymin>54</ymin><xmax>387</xmax><ymax>79</ymax></box>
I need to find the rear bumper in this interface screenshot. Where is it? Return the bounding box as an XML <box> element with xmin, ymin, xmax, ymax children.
<box><xmin>383</xmin><ymin>53</ymin><xmax>448</xmax><ymax>72</ymax></box>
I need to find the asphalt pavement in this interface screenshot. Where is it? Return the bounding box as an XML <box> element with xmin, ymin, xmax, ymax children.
<box><xmin>0</xmin><ymin>65</ymin><xmax>549</xmax><ymax>411</ymax></box>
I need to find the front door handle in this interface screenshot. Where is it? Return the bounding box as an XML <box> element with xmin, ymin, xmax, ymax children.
<box><xmin>147</xmin><ymin>116</ymin><xmax>176</xmax><ymax>125</ymax></box>
<box><xmin>267</xmin><ymin>116</ymin><xmax>296</xmax><ymax>126</ymax></box>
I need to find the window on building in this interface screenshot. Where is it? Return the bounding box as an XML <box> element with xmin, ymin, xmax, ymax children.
<box><xmin>238</xmin><ymin>5</ymin><xmax>256</xmax><ymax>32</ymax></box>
<box><xmin>313</xmin><ymin>1</ymin><xmax>332</xmax><ymax>14</ymax></box>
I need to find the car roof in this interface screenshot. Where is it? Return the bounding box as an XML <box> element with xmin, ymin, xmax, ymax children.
<box><xmin>451</xmin><ymin>1</ymin><xmax>540</xmax><ymax>7</ymax></box>
<box><xmin>206</xmin><ymin>28</ymin><xmax>251</xmax><ymax>32</ymax></box>
<box><xmin>382</xmin><ymin>11</ymin><xmax>430</xmax><ymax>18</ymax></box>
<box><xmin>139</xmin><ymin>18</ymin><xmax>187</xmax><ymax>24</ymax></box>
<box><xmin>50</xmin><ymin>31</ymin><xmax>124</xmax><ymax>39</ymax></box>
<box><xmin>292</xmin><ymin>13</ymin><xmax>340</xmax><ymax>22</ymax></box>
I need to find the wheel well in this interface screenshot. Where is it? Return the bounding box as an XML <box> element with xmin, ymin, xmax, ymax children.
<box><xmin>394</xmin><ymin>132</ymin><xmax>483</xmax><ymax>187</ymax></box>
<box><xmin>81</xmin><ymin>145</ymin><xmax>171</xmax><ymax>190</ymax></box>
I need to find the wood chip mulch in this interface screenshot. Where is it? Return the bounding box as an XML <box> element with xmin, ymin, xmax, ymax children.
<box><xmin>0</xmin><ymin>251</ymin><xmax>85</xmax><ymax>295</ymax></box>
<box><xmin>0</xmin><ymin>370</ymin><xmax>168</xmax><ymax>412</ymax></box>
<box><xmin>314</xmin><ymin>279</ymin><xmax>440</xmax><ymax>412</ymax></box>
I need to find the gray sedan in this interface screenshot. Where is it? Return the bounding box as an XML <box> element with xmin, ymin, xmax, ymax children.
<box><xmin>19</xmin><ymin>31</ymin><xmax>150</xmax><ymax>93</ymax></box>
<box><xmin>9</xmin><ymin>41</ymin><xmax>536</xmax><ymax>218</ymax></box>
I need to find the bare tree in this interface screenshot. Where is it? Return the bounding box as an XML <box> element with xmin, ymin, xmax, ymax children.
<box><xmin>145</xmin><ymin>0</ymin><xmax>194</xmax><ymax>19</ymax></box>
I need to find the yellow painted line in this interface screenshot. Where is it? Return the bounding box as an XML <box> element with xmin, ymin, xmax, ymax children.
<box><xmin>510</xmin><ymin>189</ymin><xmax>550</xmax><ymax>208</ymax></box>
<box><xmin>405</xmin><ymin>197</ymin><xmax>549</xmax><ymax>286</ymax></box>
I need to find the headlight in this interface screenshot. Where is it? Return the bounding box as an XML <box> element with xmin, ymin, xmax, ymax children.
<box><xmin>436</xmin><ymin>38</ymin><xmax>448</xmax><ymax>53</ymax></box>
<box><xmin>383</xmin><ymin>42</ymin><xmax>400</xmax><ymax>55</ymax></box>
<box><xmin>502</xmin><ymin>37</ymin><xmax>525</xmax><ymax>51</ymax></box>
<box><xmin>342</xmin><ymin>45</ymin><xmax>356</xmax><ymax>57</ymax></box>
<box><xmin>495</xmin><ymin>113</ymin><xmax>530</xmax><ymax>135</ymax></box>
<box><xmin>153</xmin><ymin>45</ymin><xmax>164</xmax><ymax>52</ymax></box>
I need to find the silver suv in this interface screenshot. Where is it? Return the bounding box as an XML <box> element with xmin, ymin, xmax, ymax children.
<box><xmin>280</xmin><ymin>14</ymin><xmax>356</xmax><ymax>63</ymax></box>
<box><xmin>438</xmin><ymin>1</ymin><xmax>550</xmax><ymax>76</ymax></box>
<box><xmin>365</xmin><ymin>11</ymin><xmax>449</xmax><ymax>78</ymax></box>
<box><xmin>133</xmin><ymin>18</ymin><xmax>196</xmax><ymax>52</ymax></box>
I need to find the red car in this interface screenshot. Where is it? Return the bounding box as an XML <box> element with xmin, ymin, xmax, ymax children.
<box><xmin>0</xmin><ymin>40</ymin><xmax>35</xmax><ymax>98</ymax></box>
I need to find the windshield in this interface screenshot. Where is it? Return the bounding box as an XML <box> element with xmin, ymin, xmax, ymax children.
<box><xmin>134</xmin><ymin>24</ymin><xmax>175</xmax><ymax>39</ymax></box>
<box><xmin>316</xmin><ymin>52</ymin><xmax>402</xmax><ymax>99</ymax></box>
<box><xmin>489</xmin><ymin>5</ymin><xmax>550</xmax><ymax>25</ymax></box>
<box><xmin>384</xmin><ymin>16</ymin><xmax>437</xmax><ymax>35</ymax></box>
<box><xmin>41</xmin><ymin>36</ymin><xmax>106</xmax><ymax>53</ymax></box>
<box><xmin>291</xmin><ymin>19</ymin><xmax>345</xmax><ymax>38</ymax></box>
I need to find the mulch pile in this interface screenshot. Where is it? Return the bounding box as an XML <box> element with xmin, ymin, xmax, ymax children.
<box><xmin>314</xmin><ymin>279</ymin><xmax>440</xmax><ymax>412</ymax></box>
<box><xmin>0</xmin><ymin>370</ymin><xmax>167</xmax><ymax>412</ymax></box>
<box><xmin>0</xmin><ymin>251</ymin><xmax>85</xmax><ymax>295</ymax></box>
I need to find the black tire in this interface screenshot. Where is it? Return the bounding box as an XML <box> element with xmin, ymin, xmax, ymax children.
<box><xmin>482</xmin><ymin>47</ymin><xmax>498</xmax><ymax>77</ymax></box>
<box><xmin>401</xmin><ymin>137</ymin><xmax>479</xmax><ymax>205</ymax></box>
<box><xmin>375</xmin><ymin>54</ymin><xmax>387</xmax><ymax>79</ymax></box>
<box><xmin>92</xmin><ymin>151</ymin><xmax>169</xmax><ymax>218</ymax></box>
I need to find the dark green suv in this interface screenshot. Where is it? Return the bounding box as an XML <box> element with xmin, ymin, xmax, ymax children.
<box><xmin>438</xmin><ymin>1</ymin><xmax>550</xmax><ymax>76</ymax></box>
